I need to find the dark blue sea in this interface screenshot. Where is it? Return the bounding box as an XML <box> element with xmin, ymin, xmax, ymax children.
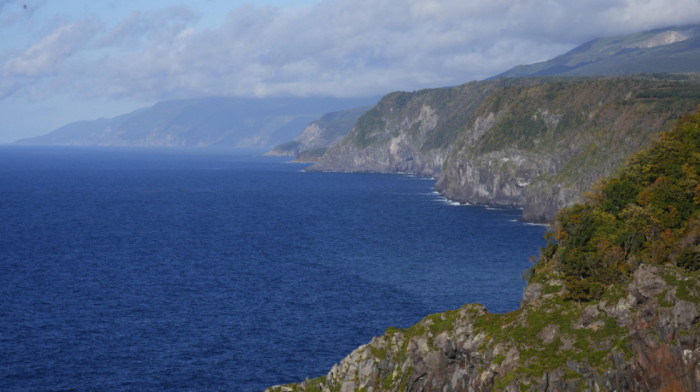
<box><xmin>0</xmin><ymin>146</ymin><xmax>546</xmax><ymax>391</ymax></box>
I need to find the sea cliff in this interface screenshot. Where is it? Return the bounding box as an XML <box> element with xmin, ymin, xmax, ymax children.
<box><xmin>269</xmin><ymin>265</ymin><xmax>698</xmax><ymax>391</ymax></box>
<box><xmin>267</xmin><ymin>106</ymin><xmax>371</xmax><ymax>160</ymax></box>
<box><xmin>268</xmin><ymin>107</ymin><xmax>700</xmax><ymax>391</ymax></box>
<box><xmin>310</xmin><ymin>75</ymin><xmax>700</xmax><ymax>222</ymax></box>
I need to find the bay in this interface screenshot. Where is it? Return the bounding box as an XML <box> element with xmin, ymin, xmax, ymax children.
<box><xmin>0</xmin><ymin>146</ymin><xmax>546</xmax><ymax>391</ymax></box>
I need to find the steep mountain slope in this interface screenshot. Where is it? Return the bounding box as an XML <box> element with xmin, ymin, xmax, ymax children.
<box><xmin>266</xmin><ymin>106</ymin><xmax>371</xmax><ymax>160</ymax></box>
<box><xmin>268</xmin><ymin>107</ymin><xmax>700</xmax><ymax>392</ymax></box>
<box><xmin>310</xmin><ymin>80</ymin><xmax>500</xmax><ymax>176</ymax></box>
<box><xmin>15</xmin><ymin>97</ymin><xmax>376</xmax><ymax>148</ymax></box>
<box><xmin>495</xmin><ymin>24</ymin><xmax>700</xmax><ymax>78</ymax></box>
<box><xmin>311</xmin><ymin>75</ymin><xmax>700</xmax><ymax>222</ymax></box>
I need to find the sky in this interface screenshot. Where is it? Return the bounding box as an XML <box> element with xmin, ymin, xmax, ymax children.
<box><xmin>1</xmin><ymin>0</ymin><xmax>700</xmax><ymax>143</ymax></box>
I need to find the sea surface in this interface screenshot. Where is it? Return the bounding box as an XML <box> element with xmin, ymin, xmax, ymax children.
<box><xmin>0</xmin><ymin>146</ymin><xmax>546</xmax><ymax>391</ymax></box>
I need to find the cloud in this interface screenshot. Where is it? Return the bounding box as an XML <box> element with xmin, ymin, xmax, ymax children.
<box><xmin>4</xmin><ymin>21</ymin><xmax>98</xmax><ymax>76</ymax></box>
<box><xmin>2</xmin><ymin>0</ymin><xmax>700</xmax><ymax>102</ymax></box>
<box><xmin>96</xmin><ymin>7</ymin><xmax>197</xmax><ymax>50</ymax></box>
<box><xmin>0</xmin><ymin>19</ymin><xmax>99</xmax><ymax>99</ymax></box>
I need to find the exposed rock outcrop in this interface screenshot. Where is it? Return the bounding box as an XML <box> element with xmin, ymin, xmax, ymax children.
<box><xmin>266</xmin><ymin>106</ymin><xmax>371</xmax><ymax>160</ymax></box>
<box><xmin>312</xmin><ymin>76</ymin><xmax>700</xmax><ymax>222</ymax></box>
<box><xmin>267</xmin><ymin>265</ymin><xmax>699</xmax><ymax>392</ymax></box>
<box><xmin>311</xmin><ymin>81</ymin><xmax>499</xmax><ymax>177</ymax></box>
<box><xmin>267</xmin><ymin>108</ymin><xmax>700</xmax><ymax>391</ymax></box>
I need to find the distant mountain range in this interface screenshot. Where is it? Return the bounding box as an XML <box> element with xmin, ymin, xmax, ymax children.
<box><xmin>495</xmin><ymin>23</ymin><xmax>700</xmax><ymax>78</ymax></box>
<box><xmin>15</xmin><ymin>97</ymin><xmax>377</xmax><ymax>148</ymax></box>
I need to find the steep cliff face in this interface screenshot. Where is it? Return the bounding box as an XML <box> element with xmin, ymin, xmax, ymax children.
<box><xmin>313</xmin><ymin>76</ymin><xmax>700</xmax><ymax>222</ymax></box>
<box><xmin>437</xmin><ymin>77</ymin><xmax>700</xmax><ymax>221</ymax></box>
<box><xmin>267</xmin><ymin>109</ymin><xmax>700</xmax><ymax>391</ymax></box>
<box><xmin>268</xmin><ymin>264</ymin><xmax>699</xmax><ymax>391</ymax></box>
<box><xmin>267</xmin><ymin>106</ymin><xmax>371</xmax><ymax>159</ymax></box>
<box><xmin>310</xmin><ymin>81</ymin><xmax>499</xmax><ymax>177</ymax></box>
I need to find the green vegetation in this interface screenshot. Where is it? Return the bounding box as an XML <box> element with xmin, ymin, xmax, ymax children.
<box><xmin>472</xmin><ymin>78</ymin><xmax>700</xmax><ymax>156</ymax></box>
<box><xmin>419</xmin><ymin>81</ymin><xmax>498</xmax><ymax>151</ymax></box>
<box><xmin>350</xmin><ymin>105</ymin><xmax>387</xmax><ymax>148</ymax></box>
<box><xmin>531</xmin><ymin>106</ymin><xmax>700</xmax><ymax>300</ymax></box>
<box><xmin>267</xmin><ymin>376</ymin><xmax>328</xmax><ymax>392</ymax></box>
<box><xmin>270</xmin><ymin>93</ymin><xmax>700</xmax><ymax>392</ymax></box>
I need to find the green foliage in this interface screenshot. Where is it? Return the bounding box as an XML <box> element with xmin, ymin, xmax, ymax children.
<box><xmin>660</xmin><ymin>269</ymin><xmax>700</xmax><ymax>303</ymax></box>
<box><xmin>427</xmin><ymin>309</ymin><xmax>458</xmax><ymax>334</ymax></box>
<box><xmin>600</xmin><ymin>178</ymin><xmax>640</xmax><ymax>215</ymax></box>
<box><xmin>370</xmin><ymin>345</ymin><xmax>387</xmax><ymax>360</ymax></box>
<box><xmin>492</xmin><ymin>353</ymin><xmax>506</xmax><ymax>365</ymax></box>
<box><xmin>420</xmin><ymin>81</ymin><xmax>499</xmax><ymax>151</ymax></box>
<box><xmin>533</xmin><ymin>106</ymin><xmax>700</xmax><ymax>301</ymax></box>
<box><xmin>677</xmin><ymin>248</ymin><xmax>699</xmax><ymax>271</ymax></box>
<box><xmin>350</xmin><ymin>106</ymin><xmax>387</xmax><ymax>149</ymax></box>
<box><xmin>477</xmin><ymin>90</ymin><xmax>550</xmax><ymax>153</ymax></box>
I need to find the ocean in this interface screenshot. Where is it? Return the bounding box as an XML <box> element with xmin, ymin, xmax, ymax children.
<box><xmin>0</xmin><ymin>146</ymin><xmax>546</xmax><ymax>391</ymax></box>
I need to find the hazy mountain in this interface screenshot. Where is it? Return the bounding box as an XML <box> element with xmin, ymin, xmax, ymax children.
<box><xmin>266</xmin><ymin>106</ymin><xmax>371</xmax><ymax>160</ymax></box>
<box><xmin>15</xmin><ymin>97</ymin><xmax>377</xmax><ymax>148</ymax></box>
<box><xmin>495</xmin><ymin>24</ymin><xmax>700</xmax><ymax>78</ymax></box>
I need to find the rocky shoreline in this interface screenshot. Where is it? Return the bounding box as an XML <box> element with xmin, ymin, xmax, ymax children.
<box><xmin>267</xmin><ymin>264</ymin><xmax>699</xmax><ymax>391</ymax></box>
<box><xmin>265</xmin><ymin>86</ymin><xmax>700</xmax><ymax>391</ymax></box>
<box><xmin>310</xmin><ymin>76</ymin><xmax>700</xmax><ymax>222</ymax></box>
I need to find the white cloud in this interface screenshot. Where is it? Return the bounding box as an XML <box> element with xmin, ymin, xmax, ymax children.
<box><xmin>3</xmin><ymin>21</ymin><xmax>98</xmax><ymax>76</ymax></box>
<box><xmin>2</xmin><ymin>0</ymin><xmax>700</xmax><ymax>103</ymax></box>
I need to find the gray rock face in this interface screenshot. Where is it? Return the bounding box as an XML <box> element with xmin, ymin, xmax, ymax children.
<box><xmin>312</xmin><ymin>76</ymin><xmax>700</xmax><ymax>222</ymax></box>
<box><xmin>312</xmin><ymin>137</ymin><xmax>447</xmax><ymax>177</ymax></box>
<box><xmin>310</xmin><ymin>81</ymin><xmax>499</xmax><ymax>177</ymax></box>
<box><xmin>267</xmin><ymin>106</ymin><xmax>372</xmax><ymax>157</ymax></box>
<box><xmin>436</xmin><ymin>146</ymin><xmax>553</xmax><ymax>207</ymax></box>
<box><xmin>267</xmin><ymin>265</ymin><xmax>700</xmax><ymax>391</ymax></box>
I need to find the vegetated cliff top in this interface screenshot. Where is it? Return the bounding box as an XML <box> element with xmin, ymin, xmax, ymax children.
<box><xmin>495</xmin><ymin>23</ymin><xmax>700</xmax><ymax>78</ymax></box>
<box><xmin>531</xmin><ymin>105</ymin><xmax>700</xmax><ymax>300</ymax></box>
<box><xmin>268</xmin><ymin>108</ymin><xmax>700</xmax><ymax>391</ymax></box>
<box><xmin>312</xmin><ymin>74</ymin><xmax>700</xmax><ymax>222</ymax></box>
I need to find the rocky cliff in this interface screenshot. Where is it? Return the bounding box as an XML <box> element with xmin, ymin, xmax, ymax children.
<box><xmin>267</xmin><ymin>107</ymin><xmax>700</xmax><ymax>391</ymax></box>
<box><xmin>311</xmin><ymin>75</ymin><xmax>700</xmax><ymax>222</ymax></box>
<box><xmin>267</xmin><ymin>107</ymin><xmax>371</xmax><ymax>160</ymax></box>
<box><xmin>310</xmin><ymin>81</ymin><xmax>499</xmax><ymax>177</ymax></box>
<box><xmin>269</xmin><ymin>264</ymin><xmax>698</xmax><ymax>391</ymax></box>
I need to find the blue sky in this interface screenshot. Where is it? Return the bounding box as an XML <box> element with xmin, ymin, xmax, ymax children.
<box><xmin>1</xmin><ymin>0</ymin><xmax>700</xmax><ymax>143</ymax></box>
